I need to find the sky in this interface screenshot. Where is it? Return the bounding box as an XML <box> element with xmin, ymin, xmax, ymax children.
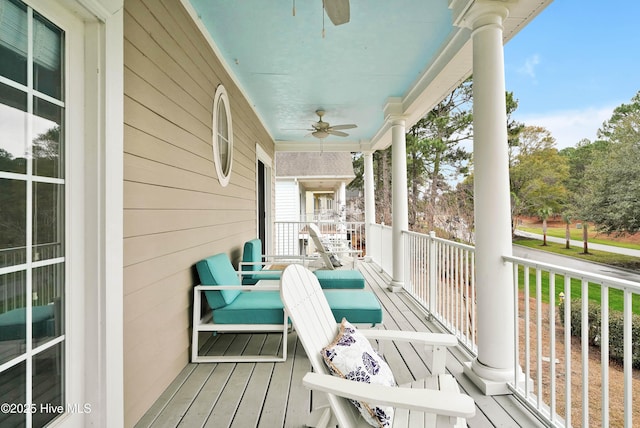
<box><xmin>503</xmin><ymin>0</ymin><xmax>640</xmax><ymax>149</ymax></box>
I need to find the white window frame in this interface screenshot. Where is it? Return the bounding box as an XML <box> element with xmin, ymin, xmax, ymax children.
<box><xmin>0</xmin><ymin>1</ymin><xmax>80</xmax><ymax>426</ymax></box>
<box><xmin>212</xmin><ymin>84</ymin><xmax>233</xmax><ymax>186</ymax></box>
<box><xmin>20</xmin><ymin>1</ymin><xmax>124</xmax><ymax>427</ymax></box>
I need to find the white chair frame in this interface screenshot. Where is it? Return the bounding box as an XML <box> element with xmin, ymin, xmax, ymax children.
<box><xmin>191</xmin><ymin>284</ymin><xmax>288</xmax><ymax>363</ymax></box>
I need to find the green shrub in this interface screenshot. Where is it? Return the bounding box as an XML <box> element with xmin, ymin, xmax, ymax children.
<box><xmin>559</xmin><ymin>298</ymin><xmax>640</xmax><ymax>369</ymax></box>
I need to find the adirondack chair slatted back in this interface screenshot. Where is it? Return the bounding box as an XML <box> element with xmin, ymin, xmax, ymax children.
<box><xmin>307</xmin><ymin>223</ymin><xmax>336</xmax><ymax>270</ymax></box>
<box><xmin>280</xmin><ymin>264</ymin><xmax>365</xmax><ymax>427</ymax></box>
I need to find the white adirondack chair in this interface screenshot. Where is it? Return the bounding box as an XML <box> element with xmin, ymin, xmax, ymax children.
<box><xmin>307</xmin><ymin>223</ymin><xmax>339</xmax><ymax>270</ymax></box>
<box><xmin>280</xmin><ymin>264</ymin><xmax>475</xmax><ymax>427</ymax></box>
<box><xmin>308</xmin><ymin>223</ymin><xmax>362</xmax><ymax>270</ymax></box>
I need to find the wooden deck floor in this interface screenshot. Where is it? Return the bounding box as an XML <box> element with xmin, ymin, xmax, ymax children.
<box><xmin>136</xmin><ymin>262</ymin><xmax>546</xmax><ymax>428</ymax></box>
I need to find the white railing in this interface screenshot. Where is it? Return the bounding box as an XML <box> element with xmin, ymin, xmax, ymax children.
<box><xmin>504</xmin><ymin>255</ymin><xmax>640</xmax><ymax>428</ymax></box>
<box><xmin>402</xmin><ymin>230</ymin><xmax>477</xmax><ymax>353</ymax></box>
<box><xmin>300</xmin><ymin>209</ymin><xmax>340</xmax><ymax>222</ymax></box>
<box><xmin>368</xmin><ymin>223</ymin><xmax>392</xmax><ymax>275</ymax></box>
<box><xmin>274</xmin><ymin>221</ymin><xmax>366</xmax><ymax>258</ymax></box>
<box><xmin>0</xmin><ymin>244</ymin><xmax>63</xmax><ymax>314</ymax></box>
<box><xmin>367</xmin><ymin>223</ymin><xmax>639</xmax><ymax>427</ymax></box>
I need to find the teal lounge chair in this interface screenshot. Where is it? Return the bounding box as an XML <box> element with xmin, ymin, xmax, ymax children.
<box><xmin>192</xmin><ymin>253</ymin><xmax>382</xmax><ymax>363</ymax></box>
<box><xmin>241</xmin><ymin>238</ymin><xmax>366</xmax><ymax>289</ymax></box>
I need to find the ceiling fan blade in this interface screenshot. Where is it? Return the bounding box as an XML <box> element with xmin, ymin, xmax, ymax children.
<box><xmin>324</xmin><ymin>0</ymin><xmax>350</xmax><ymax>25</ymax></box>
<box><xmin>328</xmin><ymin>130</ymin><xmax>349</xmax><ymax>137</ymax></box>
<box><xmin>329</xmin><ymin>124</ymin><xmax>357</xmax><ymax>130</ymax></box>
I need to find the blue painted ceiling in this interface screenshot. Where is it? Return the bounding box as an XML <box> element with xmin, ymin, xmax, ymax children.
<box><xmin>187</xmin><ymin>0</ymin><xmax>550</xmax><ymax>150</ymax></box>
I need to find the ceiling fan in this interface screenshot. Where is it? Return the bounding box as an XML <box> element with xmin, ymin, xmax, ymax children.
<box><xmin>323</xmin><ymin>0</ymin><xmax>350</xmax><ymax>26</ymax></box>
<box><xmin>291</xmin><ymin>0</ymin><xmax>350</xmax><ymax>26</ymax></box>
<box><xmin>308</xmin><ymin>109</ymin><xmax>357</xmax><ymax>139</ymax></box>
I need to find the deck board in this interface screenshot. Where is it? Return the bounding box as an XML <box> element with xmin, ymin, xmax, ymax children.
<box><xmin>136</xmin><ymin>261</ymin><xmax>547</xmax><ymax>428</ymax></box>
<box><xmin>178</xmin><ymin>364</ymin><xmax>234</xmax><ymax>427</ymax></box>
<box><xmin>257</xmin><ymin>334</ymin><xmax>297</xmax><ymax>428</ymax></box>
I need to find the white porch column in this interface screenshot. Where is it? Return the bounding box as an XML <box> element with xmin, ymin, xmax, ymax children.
<box><xmin>338</xmin><ymin>181</ymin><xmax>346</xmax><ymax>222</ymax></box>
<box><xmin>363</xmin><ymin>152</ymin><xmax>376</xmax><ymax>261</ymax></box>
<box><xmin>364</xmin><ymin>152</ymin><xmax>376</xmax><ymax>226</ymax></box>
<box><xmin>461</xmin><ymin>3</ymin><xmax>516</xmax><ymax>395</ymax></box>
<box><xmin>389</xmin><ymin>118</ymin><xmax>408</xmax><ymax>292</ymax></box>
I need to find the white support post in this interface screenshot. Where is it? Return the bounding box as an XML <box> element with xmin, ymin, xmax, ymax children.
<box><xmin>338</xmin><ymin>181</ymin><xmax>346</xmax><ymax>224</ymax></box>
<box><xmin>364</xmin><ymin>152</ymin><xmax>375</xmax><ymax>261</ymax></box>
<box><xmin>389</xmin><ymin>117</ymin><xmax>408</xmax><ymax>292</ymax></box>
<box><xmin>459</xmin><ymin>2</ymin><xmax>516</xmax><ymax>395</ymax></box>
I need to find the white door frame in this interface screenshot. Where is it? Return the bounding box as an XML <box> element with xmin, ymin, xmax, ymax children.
<box><xmin>22</xmin><ymin>1</ymin><xmax>124</xmax><ymax>426</ymax></box>
<box><xmin>256</xmin><ymin>144</ymin><xmax>273</xmax><ymax>253</ymax></box>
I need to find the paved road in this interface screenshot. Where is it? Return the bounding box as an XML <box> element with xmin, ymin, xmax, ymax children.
<box><xmin>515</xmin><ymin>230</ymin><xmax>640</xmax><ymax>258</ymax></box>
<box><xmin>512</xmin><ymin>240</ymin><xmax>640</xmax><ymax>284</ymax></box>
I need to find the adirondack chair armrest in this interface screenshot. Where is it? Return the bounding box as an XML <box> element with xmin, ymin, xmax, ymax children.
<box><xmin>359</xmin><ymin>329</ymin><xmax>457</xmax><ymax>375</ymax></box>
<box><xmin>302</xmin><ymin>372</ymin><xmax>476</xmax><ymax>419</ymax></box>
<box><xmin>359</xmin><ymin>329</ymin><xmax>457</xmax><ymax>346</ymax></box>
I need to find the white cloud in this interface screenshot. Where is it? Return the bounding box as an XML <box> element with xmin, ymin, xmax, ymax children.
<box><xmin>518</xmin><ymin>54</ymin><xmax>540</xmax><ymax>80</ymax></box>
<box><xmin>515</xmin><ymin>105</ymin><xmax>615</xmax><ymax>149</ymax></box>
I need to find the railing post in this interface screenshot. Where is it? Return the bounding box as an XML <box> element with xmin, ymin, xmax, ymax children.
<box><xmin>428</xmin><ymin>231</ymin><xmax>437</xmax><ymax>320</ymax></box>
<box><xmin>379</xmin><ymin>224</ymin><xmax>384</xmax><ymax>273</ymax></box>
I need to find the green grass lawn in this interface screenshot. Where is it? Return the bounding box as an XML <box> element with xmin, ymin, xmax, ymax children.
<box><xmin>516</xmin><ymin>265</ymin><xmax>640</xmax><ymax>315</ymax></box>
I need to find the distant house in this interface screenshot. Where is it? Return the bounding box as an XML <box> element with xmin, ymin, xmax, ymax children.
<box><xmin>275</xmin><ymin>152</ymin><xmax>356</xmax><ymax>223</ymax></box>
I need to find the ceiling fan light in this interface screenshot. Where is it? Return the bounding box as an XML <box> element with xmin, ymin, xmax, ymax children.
<box><xmin>313</xmin><ymin>130</ymin><xmax>329</xmax><ymax>139</ymax></box>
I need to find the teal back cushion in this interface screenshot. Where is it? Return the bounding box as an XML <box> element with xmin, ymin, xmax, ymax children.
<box><xmin>241</xmin><ymin>239</ymin><xmax>263</xmax><ymax>285</ymax></box>
<box><xmin>195</xmin><ymin>254</ymin><xmax>241</xmax><ymax>309</ymax></box>
<box><xmin>241</xmin><ymin>239</ymin><xmax>262</xmax><ymax>273</ymax></box>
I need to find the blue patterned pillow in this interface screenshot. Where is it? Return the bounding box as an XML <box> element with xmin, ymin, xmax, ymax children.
<box><xmin>321</xmin><ymin>319</ymin><xmax>395</xmax><ymax>427</ymax></box>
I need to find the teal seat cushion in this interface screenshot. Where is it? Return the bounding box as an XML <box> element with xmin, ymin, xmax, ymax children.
<box><xmin>211</xmin><ymin>289</ymin><xmax>382</xmax><ymax>325</ymax></box>
<box><xmin>0</xmin><ymin>305</ymin><xmax>55</xmax><ymax>340</ymax></box>
<box><xmin>196</xmin><ymin>254</ymin><xmax>241</xmax><ymax>309</ymax></box>
<box><xmin>214</xmin><ymin>291</ymin><xmax>285</xmax><ymax>324</ymax></box>
<box><xmin>314</xmin><ymin>270</ymin><xmax>365</xmax><ymax>289</ymax></box>
<box><xmin>325</xmin><ymin>290</ymin><xmax>383</xmax><ymax>324</ymax></box>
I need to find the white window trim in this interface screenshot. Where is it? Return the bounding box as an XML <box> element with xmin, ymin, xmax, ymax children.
<box><xmin>22</xmin><ymin>1</ymin><xmax>124</xmax><ymax>427</ymax></box>
<box><xmin>212</xmin><ymin>84</ymin><xmax>233</xmax><ymax>186</ymax></box>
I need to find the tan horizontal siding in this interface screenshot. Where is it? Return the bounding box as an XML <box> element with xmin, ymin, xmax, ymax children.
<box><xmin>123</xmin><ymin>0</ymin><xmax>274</xmax><ymax>425</ymax></box>
<box><xmin>124</xmin><ymin>98</ymin><xmax>211</xmax><ymax>161</ymax></box>
<box><xmin>124</xmin><ymin>125</ymin><xmax>212</xmax><ymax>174</ymax></box>
<box><xmin>124</xmin><ymin>181</ymin><xmax>255</xmax><ymax>211</ymax></box>
<box><xmin>123</xmin><ymin>230</ymin><xmax>250</xmax><ymax>290</ymax></box>
<box><xmin>124</xmin><ymin>222</ymin><xmax>256</xmax><ymax>266</ymax></box>
<box><xmin>123</xmin><ymin>269</ymin><xmax>193</xmax><ymax>326</ymax></box>
<box><xmin>124</xmin><ymin>209</ymin><xmax>254</xmax><ymax>238</ymax></box>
